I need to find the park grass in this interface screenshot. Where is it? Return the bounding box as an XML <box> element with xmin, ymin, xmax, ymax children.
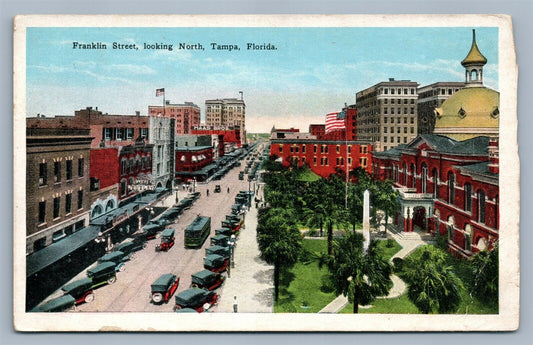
<box><xmin>274</xmin><ymin>237</ymin><xmax>403</xmax><ymax>313</ymax></box>
<box><xmin>274</xmin><ymin>239</ymin><xmax>337</xmax><ymax>313</ymax></box>
<box><xmin>295</xmin><ymin>168</ymin><xmax>321</xmax><ymax>182</ymax></box>
<box><xmin>340</xmin><ymin>244</ymin><xmax>498</xmax><ymax>314</ymax></box>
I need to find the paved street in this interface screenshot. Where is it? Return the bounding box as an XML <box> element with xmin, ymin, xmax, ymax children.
<box><xmin>40</xmin><ymin>145</ymin><xmax>271</xmax><ymax>313</ymax></box>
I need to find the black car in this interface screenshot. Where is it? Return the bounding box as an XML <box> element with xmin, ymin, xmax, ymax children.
<box><xmin>214</xmin><ymin>185</ymin><xmax>221</xmax><ymax>193</ymax></box>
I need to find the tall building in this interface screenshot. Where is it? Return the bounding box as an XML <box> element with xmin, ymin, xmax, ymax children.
<box><xmin>205</xmin><ymin>97</ymin><xmax>246</xmax><ymax>145</ymax></box>
<box><xmin>26</xmin><ymin>127</ymin><xmax>92</xmax><ymax>255</ymax></box>
<box><xmin>417</xmin><ymin>82</ymin><xmax>465</xmax><ymax>135</ymax></box>
<box><xmin>356</xmin><ymin>79</ymin><xmax>419</xmax><ymax>152</ymax></box>
<box><xmin>149</xmin><ymin>116</ymin><xmax>176</xmax><ymax>190</ymax></box>
<box><xmin>148</xmin><ymin>101</ymin><xmax>200</xmax><ymax>135</ymax></box>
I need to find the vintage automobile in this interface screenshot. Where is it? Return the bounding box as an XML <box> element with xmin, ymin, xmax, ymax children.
<box><xmin>210</xmin><ymin>234</ymin><xmax>230</xmax><ymax>247</ymax></box>
<box><xmin>214</xmin><ymin>184</ymin><xmax>221</xmax><ymax>193</ymax></box>
<box><xmin>178</xmin><ymin>197</ymin><xmax>193</xmax><ymax>210</ymax></box>
<box><xmin>155</xmin><ymin>228</ymin><xmax>175</xmax><ymax>252</ymax></box>
<box><xmin>162</xmin><ymin>207</ymin><xmax>182</xmax><ymax>221</ymax></box>
<box><xmin>60</xmin><ymin>278</ymin><xmax>95</xmax><ymax>305</ymax></box>
<box><xmin>238</xmin><ymin>171</ymin><xmax>245</xmax><ymax>180</ymax></box>
<box><xmin>98</xmin><ymin>251</ymin><xmax>129</xmax><ymax>272</ymax></box>
<box><xmin>225</xmin><ymin>214</ymin><xmax>242</xmax><ymax>224</ymax></box>
<box><xmin>115</xmin><ymin>236</ymin><xmax>147</xmax><ymax>254</ymax></box>
<box><xmin>188</xmin><ymin>191</ymin><xmax>201</xmax><ymax>200</ymax></box>
<box><xmin>205</xmin><ymin>245</ymin><xmax>230</xmax><ymax>259</ymax></box>
<box><xmin>215</xmin><ymin>227</ymin><xmax>232</xmax><ymax>237</ymax></box>
<box><xmin>174</xmin><ymin>288</ymin><xmax>218</xmax><ymax>312</ymax></box>
<box><xmin>203</xmin><ymin>254</ymin><xmax>229</xmax><ymax>273</ymax></box>
<box><xmin>30</xmin><ymin>295</ymin><xmax>76</xmax><ymax>312</ymax></box>
<box><xmin>86</xmin><ymin>261</ymin><xmax>117</xmax><ymax>288</ymax></box>
<box><xmin>151</xmin><ymin>273</ymin><xmax>180</xmax><ymax>304</ymax></box>
<box><xmin>222</xmin><ymin>218</ymin><xmax>241</xmax><ymax>232</ymax></box>
<box><xmin>190</xmin><ymin>270</ymin><xmax>225</xmax><ymax>290</ymax></box>
<box><xmin>142</xmin><ymin>223</ymin><xmax>162</xmax><ymax>240</ymax></box>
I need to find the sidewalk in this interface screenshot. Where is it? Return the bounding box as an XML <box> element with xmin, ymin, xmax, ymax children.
<box><xmin>214</xmin><ymin>197</ymin><xmax>274</xmax><ymax>313</ymax></box>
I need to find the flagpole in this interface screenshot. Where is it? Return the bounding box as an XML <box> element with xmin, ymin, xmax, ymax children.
<box><xmin>345</xmin><ymin>103</ymin><xmax>348</xmax><ymax>210</ymax></box>
<box><xmin>163</xmin><ymin>89</ymin><xmax>166</xmax><ymax>117</ymax></box>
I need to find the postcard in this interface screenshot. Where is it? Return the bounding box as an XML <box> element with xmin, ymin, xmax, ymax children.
<box><xmin>13</xmin><ymin>14</ymin><xmax>519</xmax><ymax>332</ymax></box>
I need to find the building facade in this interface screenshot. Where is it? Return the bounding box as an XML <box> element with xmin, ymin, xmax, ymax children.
<box><xmin>26</xmin><ymin>128</ymin><xmax>92</xmax><ymax>255</ymax></box>
<box><xmin>205</xmin><ymin>98</ymin><xmax>246</xmax><ymax>145</ymax></box>
<box><xmin>356</xmin><ymin>79</ymin><xmax>419</xmax><ymax>152</ymax></box>
<box><xmin>148</xmin><ymin>116</ymin><xmax>176</xmax><ymax>190</ymax></box>
<box><xmin>417</xmin><ymin>82</ymin><xmax>465</xmax><ymax>135</ymax></box>
<box><xmin>192</xmin><ymin>125</ymin><xmax>241</xmax><ymax>156</ymax></box>
<box><xmin>148</xmin><ymin>101</ymin><xmax>200</xmax><ymax>135</ymax></box>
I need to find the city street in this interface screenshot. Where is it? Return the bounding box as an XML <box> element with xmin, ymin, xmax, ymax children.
<box><xmin>48</xmin><ymin>146</ymin><xmax>268</xmax><ymax>313</ymax></box>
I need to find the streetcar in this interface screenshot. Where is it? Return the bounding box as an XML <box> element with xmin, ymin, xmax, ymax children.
<box><xmin>184</xmin><ymin>215</ymin><xmax>211</xmax><ymax>248</ymax></box>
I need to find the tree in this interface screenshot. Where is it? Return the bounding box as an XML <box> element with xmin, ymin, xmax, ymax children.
<box><xmin>404</xmin><ymin>246</ymin><xmax>463</xmax><ymax>314</ymax></box>
<box><xmin>325</xmin><ymin>232</ymin><xmax>393</xmax><ymax>313</ymax></box>
<box><xmin>257</xmin><ymin>207</ymin><xmax>303</xmax><ymax>302</ymax></box>
<box><xmin>470</xmin><ymin>244</ymin><xmax>498</xmax><ymax>304</ymax></box>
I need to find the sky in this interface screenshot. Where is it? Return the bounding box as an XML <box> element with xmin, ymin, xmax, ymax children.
<box><xmin>26</xmin><ymin>26</ymin><xmax>498</xmax><ymax>133</ymax></box>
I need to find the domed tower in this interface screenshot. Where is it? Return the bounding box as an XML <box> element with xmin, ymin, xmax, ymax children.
<box><xmin>461</xmin><ymin>29</ymin><xmax>487</xmax><ymax>87</ymax></box>
<box><xmin>433</xmin><ymin>29</ymin><xmax>499</xmax><ymax>141</ymax></box>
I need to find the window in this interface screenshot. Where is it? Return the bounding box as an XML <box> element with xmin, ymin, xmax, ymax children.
<box><xmin>38</xmin><ymin>201</ymin><xmax>46</xmax><ymax>223</ymax></box>
<box><xmin>302</xmin><ymin>145</ymin><xmax>306</xmax><ymax>153</ymax></box>
<box><xmin>410</xmin><ymin>108</ymin><xmax>415</xmax><ymax>115</ymax></box>
<box><xmin>104</xmin><ymin>128</ymin><xmax>111</xmax><ymax>140</ymax></box>
<box><xmin>390</xmin><ymin>136</ymin><xmax>394</xmax><ymax>143</ymax></box>
<box><xmin>397</xmin><ymin>127</ymin><xmax>401</xmax><ymax>134</ymax></box>
<box><xmin>448</xmin><ymin>172</ymin><xmax>455</xmax><ymax>204</ymax></box>
<box><xmin>478</xmin><ymin>190</ymin><xmax>486</xmax><ymax>223</ymax></box>
<box><xmin>78</xmin><ymin>158</ymin><xmax>84</xmax><ymax>177</ymax></box>
<box><xmin>77</xmin><ymin>190</ymin><xmax>83</xmax><ymax>210</ymax></box>
<box><xmin>279</xmin><ymin>146</ymin><xmax>283</xmax><ymax>153</ymax></box>
<box><xmin>66</xmin><ymin>160</ymin><xmax>73</xmax><ymax>180</ymax></box>
<box><xmin>126</xmin><ymin>128</ymin><xmax>134</xmax><ymax>140</ymax></box>
<box><xmin>65</xmin><ymin>193</ymin><xmax>72</xmax><ymax>214</ymax></box>
<box><xmin>116</xmin><ymin>128</ymin><xmax>124</xmax><ymax>140</ymax></box>
<box><xmin>313</xmin><ymin>145</ymin><xmax>317</xmax><ymax>153</ymax></box>
<box><xmin>53</xmin><ymin>197</ymin><xmax>60</xmax><ymax>219</ymax></box>
<box><xmin>391</xmin><ymin>108</ymin><xmax>394</xmax><ymax>114</ymax></box>
<box><xmin>313</xmin><ymin>157</ymin><xmax>317</xmax><ymax>166</ymax></box>
<box><xmin>464</xmin><ymin>183</ymin><xmax>472</xmax><ymax>212</ymax></box>
<box><xmin>336</xmin><ymin>145</ymin><xmax>340</xmax><ymax>154</ymax></box>
<box><xmin>121</xmin><ymin>159</ymin><xmax>127</xmax><ymax>175</ymax></box>
<box><xmin>421</xmin><ymin>165</ymin><xmax>428</xmax><ymax>193</ymax></box>
<box><xmin>464</xmin><ymin>225</ymin><xmax>472</xmax><ymax>251</ymax></box>
<box><xmin>54</xmin><ymin>161</ymin><xmax>61</xmax><ymax>183</ymax></box>
<box><xmin>404</xmin><ymin>127</ymin><xmax>407</xmax><ymax>133</ymax></box>
<box><xmin>384</xmin><ymin>127</ymin><xmax>387</xmax><ymax>133</ymax></box>
<box><xmin>140</xmin><ymin>128</ymin><xmax>148</xmax><ymax>138</ymax></box>
<box><xmin>391</xmin><ymin>99</ymin><xmax>395</xmax><ymax>104</ymax></box>
<box><xmin>384</xmin><ymin>136</ymin><xmax>388</xmax><ymax>143</ymax></box>
<box><xmin>411</xmin><ymin>127</ymin><xmax>414</xmax><ymax>134</ymax></box>
<box><xmin>121</xmin><ymin>180</ymin><xmax>127</xmax><ymax>197</ymax></box>
<box><xmin>404</xmin><ymin>137</ymin><xmax>407</xmax><ymax>143</ymax></box>
<box><xmin>39</xmin><ymin>163</ymin><xmax>47</xmax><ymax>186</ymax></box>
<box><xmin>384</xmin><ymin>117</ymin><xmax>388</xmax><ymax>123</ymax></box>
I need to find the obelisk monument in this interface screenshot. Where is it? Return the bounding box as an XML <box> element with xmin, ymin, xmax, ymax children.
<box><xmin>363</xmin><ymin>189</ymin><xmax>370</xmax><ymax>252</ymax></box>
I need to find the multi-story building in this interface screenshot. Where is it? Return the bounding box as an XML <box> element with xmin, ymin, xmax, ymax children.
<box><xmin>192</xmin><ymin>124</ymin><xmax>241</xmax><ymax>156</ymax></box>
<box><xmin>356</xmin><ymin>79</ymin><xmax>419</xmax><ymax>152</ymax></box>
<box><xmin>270</xmin><ymin>128</ymin><xmax>373</xmax><ymax>179</ymax></box>
<box><xmin>26</xmin><ymin>107</ymin><xmax>150</xmax><ymax>148</ymax></box>
<box><xmin>370</xmin><ymin>30</ymin><xmax>499</xmax><ymax>258</ymax></box>
<box><xmin>26</xmin><ymin>127</ymin><xmax>92</xmax><ymax>255</ymax></box>
<box><xmin>148</xmin><ymin>101</ymin><xmax>200</xmax><ymax>135</ymax></box>
<box><xmin>149</xmin><ymin>116</ymin><xmax>176</xmax><ymax>190</ymax></box>
<box><xmin>417</xmin><ymin>82</ymin><xmax>465</xmax><ymax>135</ymax></box>
<box><xmin>205</xmin><ymin>97</ymin><xmax>246</xmax><ymax>145</ymax></box>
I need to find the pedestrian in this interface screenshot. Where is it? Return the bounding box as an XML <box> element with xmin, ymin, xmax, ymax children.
<box><xmin>207</xmin><ymin>189</ymin><xmax>209</xmax><ymax>196</ymax></box>
<box><xmin>227</xmin><ymin>187</ymin><xmax>230</xmax><ymax>193</ymax></box>
<box><xmin>233</xmin><ymin>296</ymin><xmax>238</xmax><ymax>313</ymax></box>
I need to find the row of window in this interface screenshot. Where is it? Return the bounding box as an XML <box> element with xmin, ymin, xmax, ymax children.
<box><xmin>281</xmin><ymin>145</ymin><xmax>369</xmax><ymax>155</ymax></box>
<box><xmin>121</xmin><ymin>156</ymin><xmax>151</xmax><ymax>176</ymax></box>
<box><xmin>383</xmin><ymin>127</ymin><xmax>415</xmax><ymax>134</ymax></box>
<box><xmin>383</xmin><ymin>136</ymin><xmax>412</xmax><ymax>144</ymax></box>
<box><xmin>382</xmin><ymin>98</ymin><xmax>416</xmax><ymax>105</ymax></box>
<box><xmin>33</xmin><ymin>220</ymin><xmax>86</xmax><ymax>252</ymax></box>
<box><xmin>383</xmin><ymin>107</ymin><xmax>415</xmax><ymax>115</ymax></box>
<box><xmin>38</xmin><ymin>190</ymin><xmax>84</xmax><ymax>224</ymax></box>
<box><xmin>39</xmin><ymin>158</ymin><xmax>84</xmax><ymax>187</ymax></box>
<box><xmin>103</xmin><ymin>127</ymin><xmax>148</xmax><ymax>141</ymax></box>
<box><xmin>379</xmin><ymin>87</ymin><xmax>417</xmax><ymax>95</ymax></box>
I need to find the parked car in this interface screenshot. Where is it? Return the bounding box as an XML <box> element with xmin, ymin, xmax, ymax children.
<box><xmin>191</xmin><ymin>270</ymin><xmax>225</xmax><ymax>291</ymax></box>
<box><xmin>214</xmin><ymin>185</ymin><xmax>221</xmax><ymax>193</ymax></box>
<box><xmin>174</xmin><ymin>288</ymin><xmax>218</xmax><ymax>312</ymax></box>
<box><xmin>215</xmin><ymin>228</ymin><xmax>232</xmax><ymax>237</ymax></box>
<box><xmin>60</xmin><ymin>278</ymin><xmax>95</xmax><ymax>305</ymax></box>
<box><xmin>238</xmin><ymin>171</ymin><xmax>244</xmax><ymax>180</ymax></box>
<box><xmin>151</xmin><ymin>273</ymin><xmax>180</xmax><ymax>304</ymax></box>
<box><xmin>142</xmin><ymin>223</ymin><xmax>163</xmax><ymax>240</ymax></box>
<box><xmin>115</xmin><ymin>236</ymin><xmax>147</xmax><ymax>254</ymax></box>
<box><xmin>86</xmin><ymin>261</ymin><xmax>117</xmax><ymax>288</ymax></box>
<box><xmin>149</xmin><ymin>217</ymin><xmax>173</xmax><ymax>228</ymax></box>
<box><xmin>203</xmin><ymin>254</ymin><xmax>229</xmax><ymax>273</ymax></box>
<box><xmin>189</xmin><ymin>191</ymin><xmax>201</xmax><ymax>200</ymax></box>
<box><xmin>205</xmin><ymin>245</ymin><xmax>230</xmax><ymax>258</ymax></box>
<box><xmin>155</xmin><ymin>228</ymin><xmax>175</xmax><ymax>252</ymax></box>
<box><xmin>210</xmin><ymin>234</ymin><xmax>230</xmax><ymax>247</ymax></box>
<box><xmin>98</xmin><ymin>251</ymin><xmax>129</xmax><ymax>272</ymax></box>
<box><xmin>30</xmin><ymin>295</ymin><xmax>76</xmax><ymax>312</ymax></box>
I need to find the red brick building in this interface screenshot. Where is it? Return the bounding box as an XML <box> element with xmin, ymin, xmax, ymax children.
<box><xmin>175</xmin><ymin>146</ymin><xmax>215</xmax><ymax>182</ymax></box>
<box><xmin>192</xmin><ymin>125</ymin><xmax>241</xmax><ymax>156</ymax></box>
<box><xmin>372</xmin><ymin>134</ymin><xmax>499</xmax><ymax>257</ymax></box>
<box><xmin>270</xmin><ymin>138</ymin><xmax>373</xmax><ymax>179</ymax></box>
<box><xmin>309</xmin><ymin>106</ymin><xmax>357</xmax><ymax>141</ymax></box>
<box><xmin>148</xmin><ymin>101</ymin><xmax>200</xmax><ymax>135</ymax></box>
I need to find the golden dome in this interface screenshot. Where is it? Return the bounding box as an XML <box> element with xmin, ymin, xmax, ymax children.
<box><xmin>433</xmin><ymin>87</ymin><xmax>499</xmax><ymax>140</ymax></box>
<box><xmin>461</xmin><ymin>30</ymin><xmax>487</xmax><ymax>67</ymax></box>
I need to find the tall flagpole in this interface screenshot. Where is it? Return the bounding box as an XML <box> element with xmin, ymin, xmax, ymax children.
<box><xmin>344</xmin><ymin>103</ymin><xmax>349</xmax><ymax>209</ymax></box>
<box><xmin>162</xmin><ymin>89</ymin><xmax>166</xmax><ymax>117</ymax></box>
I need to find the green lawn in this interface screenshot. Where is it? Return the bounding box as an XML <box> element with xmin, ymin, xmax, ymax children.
<box><xmin>274</xmin><ymin>237</ymin><xmax>402</xmax><ymax>313</ymax></box>
<box><xmin>295</xmin><ymin>169</ymin><xmax>321</xmax><ymax>182</ymax></box>
<box><xmin>274</xmin><ymin>239</ymin><xmax>337</xmax><ymax>313</ymax></box>
<box><xmin>340</xmin><ymin>245</ymin><xmax>499</xmax><ymax>314</ymax></box>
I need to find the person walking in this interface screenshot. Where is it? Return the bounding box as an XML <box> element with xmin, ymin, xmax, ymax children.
<box><xmin>227</xmin><ymin>187</ymin><xmax>230</xmax><ymax>193</ymax></box>
<box><xmin>207</xmin><ymin>189</ymin><xmax>209</xmax><ymax>196</ymax></box>
<box><xmin>233</xmin><ymin>296</ymin><xmax>238</xmax><ymax>313</ymax></box>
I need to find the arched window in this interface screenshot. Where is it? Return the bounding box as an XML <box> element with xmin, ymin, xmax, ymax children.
<box><xmin>464</xmin><ymin>183</ymin><xmax>472</xmax><ymax>212</ymax></box>
<box><xmin>472</xmin><ymin>69</ymin><xmax>478</xmax><ymax>81</ymax></box>
<box><xmin>464</xmin><ymin>225</ymin><xmax>473</xmax><ymax>252</ymax></box>
<box><xmin>410</xmin><ymin>163</ymin><xmax>416</xmax><ymax>188</ymax></box>
<box><xmin>91</xmin><ymin>205</ymin><xmax>103</xmax><ymax>218</ymax></box>
<box><xmin>403</xmin><ymin>164</ymin><xmax>408</xmax><ymax>186</ymax></box>
<box><xmin>120</xmin><ymin>179</ymin><xmax>127</xmax><ymax>197</ymax></box>
<box><xmin>421</xmin><ymin>164</ymin><xmax>428</xmax><ymax>193</ymax></box>
<box><xmin>478</xmin><ymin>190</ymin><xmax>486</xmax><ymax>223</ymax></box>
<box><xmin>432</xmin><ymin>168</ymin><xmax>439</xmax><ymax>198</ymax></box>
<box><xmin>447</xmin><ymin>216</ymin><xmax>455</xmax><ymax>242</ymax></box>
<box><xmin>448</xmin><ymin>171</ymin><xmax>455</xmax><ymax>205</ymax></box>
<box><xmin>105</xmin><ymin>199</ymin><xmax>114</xmax><ymax>212</ymax></box>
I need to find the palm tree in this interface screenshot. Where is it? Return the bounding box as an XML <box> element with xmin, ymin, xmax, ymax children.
<box><xmin>257</xmin><ymin>207</ymin><xmax>302</xmax><ymax>302</ymax></box>
<box><xmin>326</xmin><ymin>232</ymin><xmax>393</xmax><ymax>313</ymax></box>
<box><xmin>470</xmin><ymin>244</ymin><xmax>498</xmax><ymax>304</ymax></box>
<box><xmin>404</xmin><ymin>246</ymin><xmax>463</xmax><ymax>314</ymax></box>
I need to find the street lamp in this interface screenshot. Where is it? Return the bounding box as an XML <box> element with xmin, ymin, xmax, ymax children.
<box><xmin>193</xmin><ymin>177</ymin><xmax>196</xmax><ymax>193</ymax></box>
<box><xmin>227</xmin><ymin>236</ymin><xmax>236</xmax><ymax>277</ymax></box>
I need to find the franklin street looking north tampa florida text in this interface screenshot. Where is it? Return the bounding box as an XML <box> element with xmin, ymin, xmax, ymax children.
<box><xmin>71</xmin><ymin>41</ymin><xmax>278</xmax><ymax>51</ymax></box>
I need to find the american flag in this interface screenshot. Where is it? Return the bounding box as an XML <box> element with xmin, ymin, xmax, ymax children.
<box><xmin>325</xmin><ymin>111</ymin><xmax>346</xmax><ymax>133</ymax></box>
<box><xmin>156</xmin><ymin>88</ymin><xmax>165</xmax><ymax>97</ymax></box>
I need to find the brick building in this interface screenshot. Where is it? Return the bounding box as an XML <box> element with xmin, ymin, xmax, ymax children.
<box><xmin>26</xmin><ymin>127</ymin><xmax>92</xmax><ymax>255</ymax></box>
<box><xmin>148</xmin><ymin>101</ymin><xmax>200</xmax><ymax>135</ymax></box>
<box><xmin>205</xmin><ymin>97</ymin><xmax>246</xmax><ymax>145</ymax></box>
<box><xmin>192</xmin><ymin>125</ymin><xmax>241</xmax><ymax>156</ymax></box>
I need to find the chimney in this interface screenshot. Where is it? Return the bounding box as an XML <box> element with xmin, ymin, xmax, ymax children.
<box><xmin>488</xmin><ymin>136</ymin><xmax>499</xmax><ymax>174</ymax></box>
<box><xmin>389</xmin><ymin>78</ymin><xmax>395</xmax><ymax>82</ymax></box>
<box><xmin>136</xmin><ymin>111</ymin><xmax>140</xmax><ymax>116</ymax></box>
<box><xmin>166</xmin><ymin>100</ymin><xmax>170</xmax><ymax>105</ymax></box>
